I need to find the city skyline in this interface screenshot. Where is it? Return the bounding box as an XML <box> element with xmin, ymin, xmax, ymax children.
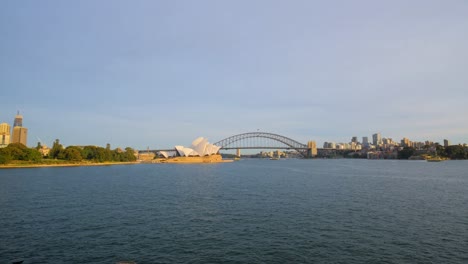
<box><xmin>1</xmin><ymin>1</ymin><xmax>467</xmax><ymax>149</ymax></box>
<box><xmin>0</xmin><ymin>111</ymin><xmax>463</xmax><ymax>150</ymax></box>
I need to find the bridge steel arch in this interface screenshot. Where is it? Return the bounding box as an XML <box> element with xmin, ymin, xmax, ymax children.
<box><xmin>213</xmin><ymin>132</ymin><xmax>309</xmax><ymax>158</ymax></box>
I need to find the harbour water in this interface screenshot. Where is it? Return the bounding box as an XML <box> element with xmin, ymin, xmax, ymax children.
<box><xmin>1</xmin><ymin>159</ymin><xmax>467</xmax><ymax>263</ymax></box>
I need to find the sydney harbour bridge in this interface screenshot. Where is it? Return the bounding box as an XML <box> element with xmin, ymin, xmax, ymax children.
<box><xmin>146</xmin><ymin>132</ymin><xmax>318</xmax><ymax>158</ymax></box>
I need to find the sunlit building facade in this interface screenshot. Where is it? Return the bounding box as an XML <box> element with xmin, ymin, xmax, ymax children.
<box><xmin>0</xmin><ymin>123</ymin><xmax>11</xmax><ymax>147</ymax></box>
<box><xmin>11</xmin><ymin>113</ymin><xmax>28</xmax><ymax>146</ymax></box>
<box><xmin>372</xmin><ymin>133</ymin><xmax>382</xmax><ymax>146</ymax></box>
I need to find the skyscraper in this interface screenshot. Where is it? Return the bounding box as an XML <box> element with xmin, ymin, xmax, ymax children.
<box><xmin>0</xmin><ymin>123</ymin><xmax>11</xmax><ymax>147</ymax></box>
<box><xmin>444</xmin><ymin>139</ymin><xmax>450</xmax><ymax>147</ymax></box>
<box><xmin>13</xmin><ymin>112</ymin><xmax>23</xmax><ymax>127</ymax></box>
<box><xmin>372</xmin><ymin>133</ymin><xmax>382</xmax><ymax>146</ymax></box>
<box><xmin>11</xmin><ymin>112</ymin><xmax>28</xmax><ymax>146</ymax></box>
<box><xmin>362</xmin><ymin>136</ymin><xmax>369</xmax><ymax>146</ymax></box>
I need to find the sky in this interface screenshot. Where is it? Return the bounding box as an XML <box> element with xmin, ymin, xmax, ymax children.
<box><xmin>1</xmin><ymin>0</ymin><xmax>467</xmax><ymax>149</ymax></box>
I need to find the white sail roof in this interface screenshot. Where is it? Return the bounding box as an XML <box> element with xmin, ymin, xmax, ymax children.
<box><xmin>192</xmin><ymin>137</ymin><xmax>208</xmax><ymax>156</ymax></box>
<box><xmin>175</xmin><ymin>138</ymin><xmax>220</xmax><ymax>157</ymax></box>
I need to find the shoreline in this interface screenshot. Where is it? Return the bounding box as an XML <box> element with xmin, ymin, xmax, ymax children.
<box><xmin>0</xmin><ymin>161</ymin><xmax>140</xmax><ymax>169</ymax></box>
<box><xmin>149</xmin><ymin>154</ymin><xmax>233</xmax><ymax>164</ymax></box>
<box><xmin>149</xmin><ymin>159</ymin><xmax>234</xmax><ymax>164</ymax></box>
<box><xmin>0</xmin><ymin>156</ymin><xmax>234</xmax><ymax>168</ymax></box>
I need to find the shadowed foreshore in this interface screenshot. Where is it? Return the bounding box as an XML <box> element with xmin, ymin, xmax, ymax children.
<box><xmin>0</xmin><ymin>161</ymin><xmax>140</xmax><ymax>169</ymax></box>
<box><xmin>0</xmin><ymin>155</ymin><xmax>234</xmax><ymax>168</ymax></box>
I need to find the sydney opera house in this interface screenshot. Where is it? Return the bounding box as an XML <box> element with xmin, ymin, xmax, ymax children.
<box><xmin>157</xmin><ymin>137</ymin><xmax>229</xmax><ymax>163</ymax></box>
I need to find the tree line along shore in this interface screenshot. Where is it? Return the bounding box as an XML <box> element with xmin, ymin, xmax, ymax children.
<box><xmin>2</xmin><ymin>140</ymin><xmax>468</xmax><ymax>168</ymax></box>
<box><xmin>0</xmin><ymin>139</ymin><xmax>137</xmax><ymax>167</ymax></box>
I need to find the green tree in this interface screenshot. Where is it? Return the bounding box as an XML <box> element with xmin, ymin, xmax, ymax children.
<box><xmin>63</xmin><ymin>146</ymin><xmax>83</xmax><ymax>161</ymax></box>
<box><xmin>24</xmin><ymin>148</ymin><xmax>42</xmax><ymax>162</ymax></box>
<box><xmin>0</xmin><ymin>148</ymin><xmax>12</xmax><ymax>164</ymax></box>
<box><xmin>398</xmin><ymin>147</ymin><xmax>415</xmax><ymax>159</ymax></box>
<box><xmin>1</xmin><ymin>143</ymin><xmax>41</xmax><ymax>162</ymax></box>
<box><xmin>6</xmin><ymin>143</ymin><xmax>29</xmax><ymax>160</ymax></box>
<box><xmin>124</xmin><ymin>147</ymin><xmax>137</xmax><ymax>162</ymax></box>
<box><xmin>104</xmin><ymin>143</ymin><xmax>112</xmax><ymax>161</ymax></box>
<box><xmin>49</xmin><ymin>139</ymin><xmax>64</xmax><ymax>159</ymax></box>
<box><xmin>435</xmin><ymin>143</ymin><xmax>447</xmax><ymax>157</ymax></box>
<box><xmin>445</xmin><ymin>145</ymin><xmax>467</xmax><ymax>159</ymax></box>
<box><xmin>82</xmin><ymin>146</ymin><xmax>97</xmax><ymax>160</ymax></box>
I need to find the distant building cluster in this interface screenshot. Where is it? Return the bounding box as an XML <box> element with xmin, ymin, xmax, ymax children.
<box><xmin>321</xmin><ymin>132</ymin><xmax>459</xmax><ymax>159</ymax></box>
<box><xmin>323</xmin><ymin>132</ymin><xmax>454</xmax><ymax>151</ymax></box>
<box><xmin>0</xmin><ymin>112</ymin><xmax>28</xmax><ymax>148</ymax></box>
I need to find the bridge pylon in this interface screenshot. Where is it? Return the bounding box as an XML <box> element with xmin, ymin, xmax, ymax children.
<box><xmin>236</xmin><ymin>149</ymin><xmax>241</xmax><ymax>158</ymax></box>
<box><xmin>307</xmin><ymin>141</ymin><xmax>318</xmax><ymax>158</ymax></box>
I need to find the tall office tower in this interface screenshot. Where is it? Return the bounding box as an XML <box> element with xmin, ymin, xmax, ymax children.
<box><xmin>362</xmin><ymin>137</ymin><xmax>369</xmax><ymax>146</ymax></box>
<box><xmin>351</xmin><ymin>136</ymin><xmax>358</xmax><ymax>143</ymax></box>
<box><xmin>372</xmin><ymin>133</ymin><xmax>382</xmax><ymax>146</ymax></box>
<box><xmin>13</xmin><ymin>112</ymin><xmax>23</xmax><ymax>127</ymax></box>
<box><xmin>12</xmin><ymin>127</ymin><xmax>28</xmax><ymax>146</ymax></box>
<box><xmin>11</xmin><ymin>113</ymin><xmax>28</xmax><ymax>146</ymax></box>
<box><xmin>0</xmin><ymin>123</ymin><xmax>11</xmax><ymax>147</ymax></box>
<box><xmin>444</xmin><ymin>139</ymin><xmax>450</xmax><ymax>147</ymax></box>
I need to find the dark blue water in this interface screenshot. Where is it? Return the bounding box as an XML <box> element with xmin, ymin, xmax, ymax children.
<box><xmin>1</xmin><ymin>159</ymin><xmax>467</xmax><ymax>263</ymax></box>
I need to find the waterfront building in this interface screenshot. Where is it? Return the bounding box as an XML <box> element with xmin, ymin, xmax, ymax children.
<box><xmin>138</xmin><ymin>152</ymin><xmax>155</xmax><ymax>161</ymax></box>
<box><xmin>444</xmin><ymin>139</ymin><xmax>450</xmax><ymax>147</ymax></box>
<box><xmin>383</xmin><ymin>138</ymin><xmax>394</xmax><ymax>145</ymax></box>
<box><xmin>425</xmin><ymin>141</ymin><xmax>434</xmax><ymax>147</ymax></box>
<box><xmin>414</xmin><ymin>142</ymin><xmax>425</xmax><ymax>150</ymax></box>
<box><xmin>11</xmin><ymin>113</ymin><xmax>28</xmax><ymax>146</ymax></box>
<box><xmin>0</xmin><ymin>123</ymin><xmax>11</xmax><ymax>147</ymax></box>
<box><xmin>401</xmin><ymin>137</ymin><xmax>411</xmax><ymax>147</ymax></box>
<box><xmin>12</xmin><ymin>127</ymin><xmax>28</xmax><ymax>146</ymax></box>
<box><xmin>164</xmin><ymin>137</ymin><xmax>221</xmax><ymax>158</ymax></box>
<box><xmin>362</xmin><ymin>137</ymin><xmax>369</xmax><ymax>146</ymax></box>
<box><xmin>372</xmin><ymin>133</ymin><xmax>382</xmax><ymax>146</ymax></box>
<box><xmin>323</xmin><ymin>142</ymin><xmax>336</xmax><ymax>149</ymax></box>
<box><xmin>38</xmin><ymin>144</ymin><xmax>51</xmax><ymax>157</ymax></box>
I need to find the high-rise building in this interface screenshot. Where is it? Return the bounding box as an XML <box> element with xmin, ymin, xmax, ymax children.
<box><xmin>0</xmin><ymin>123</ymin><xmax>11</xmax><ymax>147</ymax></box>
<box><xmin>11</xmin><ymin>113</ymin><xmax>28</xmax><ymax>146</ymax></box>
<box><xmin>13</xmin><ymin>113</ymin><xmax>23</xmax><ymax>127</ymax></box>
<box><xmin>351</xmin><ymin>136</ymin><xmax>358</xmax><ymax>143</ymax></box>
<box><xmin>362</xmin><ymin>137</ymin><xmax>369</xmax><ymax>146</ymax></box>
<box><xmin>12</xmin><ymin>127</ymin><xmax>28</xmax><ymax>146</ymax></box>
<box><xmin>444</xmin><ymin>139</ymin><xmax>450</xmax><ymax>147</ymax></box>
<box><xmin>401</xmin><ymin>137</ymin><xmax>411</xmax><ymax>147</ymax></box>
<box><xmin>372</xmin><ymin>133</ymin><xmax>382</xmax><ymax>146</ymax></box>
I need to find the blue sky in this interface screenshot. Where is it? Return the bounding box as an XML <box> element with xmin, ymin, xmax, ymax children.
<box><xmin>1</xmin><ymin>0</ymin><xmax>467</xmax><ymax>149</ymax></box>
